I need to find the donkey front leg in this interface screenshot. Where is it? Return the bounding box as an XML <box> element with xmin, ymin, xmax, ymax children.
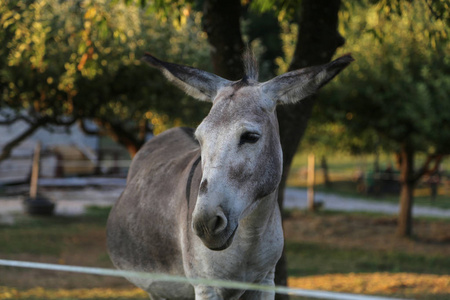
<box><xmin>194</xmin><ymin>285</ymin><xmax>223</xmax><ymax>300</ymax></box>
<box><xmin>147</xmin><ymin>292</ymin><xmax>165</xmax><ymax>300</ymax></box>
<box><xmin>240</xmin><ymin>289</ymin><xmax>275</xmax><ymax>300</ymax></box>
<box><xmin>194</xmin><ymin>285</ymin><xmax>248</xmax><ymax>300</ymax></box>
<box><xmin>240</xmin><ymin>269</ymin><xmax>276</xmax><ymax>300</ymax></box>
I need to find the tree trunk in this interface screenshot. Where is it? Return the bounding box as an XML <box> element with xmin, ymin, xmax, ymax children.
<box><xmin>202</xmin><ymin>0</ymin><xmax>245</xmax><ymax>79</ymax></box>
<box><xmin>397</xmin><ymin>144</ymin><xmax>415</xmax><ymax>237</ymax></box>
<box><xmin>275</xmin><ymin>1</ymin><xmax>344</xmax><ymax>297</ymax></box>
<box><xmin>277</xmin><ymin>0</ymin><xmax>344</xmax><ymax>209</ymax></box>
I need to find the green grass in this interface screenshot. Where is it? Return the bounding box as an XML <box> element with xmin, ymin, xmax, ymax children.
<box><xmin>285</xmin><ymin>241</ymin><xmax>450</xmax><ymax>277</ymax></box>
<box><xmin>291</xmin><ymin>152</ymin><xmax>450</xmax><ymax>173</ymax></box>
<box><xmin>0</xmin><ymin>206</ymin><xmax>110</xmax><ymax>255</ymax></box>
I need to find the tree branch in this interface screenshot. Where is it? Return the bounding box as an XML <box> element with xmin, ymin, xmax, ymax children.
<box><xmin>51</xmin><ymin>116</ymin><xmax>77</xmax><ymax>126</ymax></box>
<box><xmin>79</xmin><ymin>119</ymin><xmax>102</xmax><ymax>135</ymax></box>
<box><xmin>0</xmin><ymin>115</ymin><xmax>34</xmax><ymax>125</ymax></box>
<box><xmin>0</xmin><ymin>113</ymin><xmax>76</xmax><ymax>162</ymax></box>
<box><xmin>413</xmin><ymin>154</ymin><xmax>444</xmax><ymax>183</ymax></box>
<box><xmin>96</xmin><ymin>120</ymin><xmax>145</xmax><ymax>157</ymax></box>
<box><xmin>0</xmin><ymin>119</ymin><xmax>48</xmax><ymax>162</ymax></box>
<box><xmin>424</xmin><ymin>0</ymin><xmax>443</xmax><ymax>20</ymax></box>
<box><xmin>429</xmin><ymin>155</ymin><xmax>444</xmax><ymax>174</ymax></box>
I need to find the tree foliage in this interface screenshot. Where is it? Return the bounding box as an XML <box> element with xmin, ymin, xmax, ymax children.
<box><xmin>316</xmin><ymin>0</ymin><xmax>450</xmax><ymax>236</ymax></box>
<box><xmin>301</xmin><ymin>0</ymin><xmax>449</xmax><ymax>156</ymax></box>
<box><xmin>324</xmin><ymin>0</ymin><xmax>450</xmax><ymax>155</ymax></box>
<box><xmin>0</xmin><ymin>0</ymin><xmax>211</xmax><ymax>157</ymax></box>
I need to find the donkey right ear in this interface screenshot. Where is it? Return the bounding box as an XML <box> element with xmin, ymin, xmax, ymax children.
<box><xmin>261</xmin><ymin>54</ymin><xmax>354</xmax><ymax>105</ymax></box>
<box><xmin>142</xmin><ymin>53</ymin><xmax>231</xmax><ymax>102</ymax></box>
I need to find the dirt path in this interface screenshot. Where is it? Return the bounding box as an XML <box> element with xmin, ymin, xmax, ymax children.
<box><xmin>284</xmin><ymin>188</ymin><xmax>450</xmax><ymax>218</ymax></box>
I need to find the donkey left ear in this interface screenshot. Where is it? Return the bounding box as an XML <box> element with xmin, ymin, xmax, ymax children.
<box><xmin>261</xmin><ymin>55</ymin><xmax>354</xmax><ymax>105</ymax></box>
<box><xmin>142</xmin><ymin>53</ymin><xmax>231</xmax><ymax>102</ymax></box>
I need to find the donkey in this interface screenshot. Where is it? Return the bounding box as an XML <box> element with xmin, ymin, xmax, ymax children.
<box><xmin>106</xmin><ymin>51</ymin><xmax>353</xmax><ymax>299</ymax></box>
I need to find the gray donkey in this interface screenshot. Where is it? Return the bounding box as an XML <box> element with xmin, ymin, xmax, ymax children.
<box><xmin>107</xmin><ymin>51</ymin><xmax>353</xmax><ymax>299</ymax></box>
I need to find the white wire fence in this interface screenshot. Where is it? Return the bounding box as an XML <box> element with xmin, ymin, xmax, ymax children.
<box><xmin>0</xmin><ymin>259</ymin><xmax>411</xmax><ymax>300</ymax></box>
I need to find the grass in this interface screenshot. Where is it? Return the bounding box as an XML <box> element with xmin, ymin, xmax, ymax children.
<box><xmin>283</xmin><ymin>211</ymin><xmax>450</xmax><ymax>278</ymax></box>
<box><xmin>0</xmin><ymin>207</ymin><xmax>109</xmax><ymax>256</ymax></box>
<box><xmin>0</xmin><ymin>206</ymin><xmax>120</xmax><ymax>292</ymax></box>
<box><xmin>291</xmin><ymin>152</ymin><xmax>450</xmax><ymax>174</ymax></box>
<box><xmin>285</xmin><ymin>241</ymin><xmax>450</xmax><ymax>277</ymax></box>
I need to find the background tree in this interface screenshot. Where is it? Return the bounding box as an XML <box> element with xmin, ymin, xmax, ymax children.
<box><xmin>321</xmin><ymin>0</ymin><xmax>450</xmax><ymax>237</ymax></box>
<box><xmin>0</xmin><ymin>0</ymin><xmax>211</xmax><ymax>159</ymax></box>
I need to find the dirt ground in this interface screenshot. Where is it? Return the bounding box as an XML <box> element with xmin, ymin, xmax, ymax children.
<box><xmin>283</xmin><ymin>211</ymin><xmax>450</xmax><ymax>257</ymax></box>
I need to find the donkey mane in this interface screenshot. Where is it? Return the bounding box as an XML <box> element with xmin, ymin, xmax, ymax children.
<box><xmin>242</xmin><ymin>49</ymin><xmax>259</xmax><ymax>82</ymax></box>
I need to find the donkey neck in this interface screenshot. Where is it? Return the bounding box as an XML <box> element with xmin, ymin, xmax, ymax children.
<box><xmin>239</xmin><ymin>190</ymin><xmax>281</xmax><ymax>239</ymax></box>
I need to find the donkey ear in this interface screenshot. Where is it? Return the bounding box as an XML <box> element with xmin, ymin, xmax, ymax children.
<box><xmin>261</xmin><ymin>55</ymin><xmax>354</xmax><ymax>105</ymax></box>
<box><xmin>142</xmin><ymin>53</ymin><xmax>231</xmax><ymax>102</ymax></box>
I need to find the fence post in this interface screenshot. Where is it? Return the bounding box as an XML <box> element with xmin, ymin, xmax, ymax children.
<box><xmin>307</xmin><ymin>153</ymin><xmax>315</xmax><ymax>211</ymax></box>
<box><xmin>30</xmin><ymin>142</ymin><xmax>41</xmax><ymax>199</ymax></box>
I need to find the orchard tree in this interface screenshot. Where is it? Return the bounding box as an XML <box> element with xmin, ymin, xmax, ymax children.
<box><xmin>0</xmin><ymin>0</ymin><xmax>211</xmax><ymax>159</ymax></box>
<box><xmin>322</xmin><ymin>0</ymin><xmax>450</xmax><ymax>237</ymax></box>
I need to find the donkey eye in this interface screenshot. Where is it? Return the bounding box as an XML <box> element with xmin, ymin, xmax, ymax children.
<box><xmin>239</xmin><ymin>132</ymin><xmax>260</xmax><ymax>146</ymax></box>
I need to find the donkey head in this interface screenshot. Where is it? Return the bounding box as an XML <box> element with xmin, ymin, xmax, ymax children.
<box><xmin>143</xmin><ymin>52</ymin><xmax>353</xmax><ymax>250</ymax></box>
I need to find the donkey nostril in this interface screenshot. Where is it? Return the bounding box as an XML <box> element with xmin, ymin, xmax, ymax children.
<box><xmin>208</xmin><ymin>213</ymin><xmax>227</xmax><ymax>235</ymax></box>
<box><xmin>199</xmin><ymin>179</ymin><xmax>208</xmax><ymax>194</ymax></box>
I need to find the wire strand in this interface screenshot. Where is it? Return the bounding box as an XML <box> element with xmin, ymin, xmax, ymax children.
<box><xmin>0</xmin><ymin>259</ymin><xmax>411</xmax><ymax>300</ymax></box>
